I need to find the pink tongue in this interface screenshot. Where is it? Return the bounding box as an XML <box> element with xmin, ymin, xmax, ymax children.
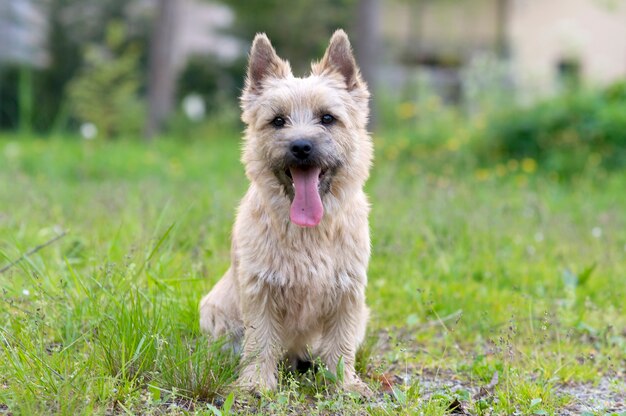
<box><xmin>289</xmin><ymin>167</ymin><xmax>324</xmax><ymax>227</ymax></box>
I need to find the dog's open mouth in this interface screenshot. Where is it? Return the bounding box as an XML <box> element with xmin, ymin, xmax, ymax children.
<box><xmin>285</xmin><ymin>168</ymin><xmax>326</xmax><ymax>182</ymax></box>
<box><xmin>285</xmin><ymin>166</ymin><xmax>326</xmax><ymax>228</ymax></box>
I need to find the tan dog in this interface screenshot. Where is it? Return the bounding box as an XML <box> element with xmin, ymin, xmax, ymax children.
<box><xmin>199</xmin><ymin>30</ymin><xmax>373</xmax><ymax>396</ymax></box>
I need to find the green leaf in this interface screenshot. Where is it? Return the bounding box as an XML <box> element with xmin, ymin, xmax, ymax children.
<box><xmin>456</xmin><ymin>388</ymin><xmax>471</xmax><ymax>401</ymax></box>
<box><xmin>222</xmin><ymin>392</ymin><xmax>235</xmax><ymax>415</ymax></box>
<box><xmin>392</xmin><ymin>386</ymin><xmax>407</xmax><ymax>405</ymax></box>
<box><xmin>406</xmin><ymin>313</ymin><xmax>420</xmax><ymax>326</ymax></box>
<box><xmin>406</xmin><ymin>381</ymin><xmax>421</xmax><ymax>401</ymax></box>
<box><xmin>321</xmin><ymin>367</ymin><xmax>337</xmax><ymax>383</ymax></box>
<box><xmin>335</xmin><ymin>356</ymin><xmax>345</xmax><ymax>385</ymax></box>
<box><xmin>148</xmin><ymin>384</ymin><xmax>161</xmax><ymax>401</ymax></box>
<box><xmin>578</xmin><ymin>262</ymin><xmax>596</xmax><ymax>286</ymax></box>
<box><xmin>205</xmin><ymin>403</ymin><xmax>222</xmax><ymax>416</ymax></box>
<box><xmin>478</xmin><ymin>399</ymin><xmax>490</xmax><ymax>410</ymax></box>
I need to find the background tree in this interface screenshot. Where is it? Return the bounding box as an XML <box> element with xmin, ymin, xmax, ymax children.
<box><xmin>354</xmin><ymin>0</ymin><xmax>382</xmax><ymax>128</ymax></box>
<box><xmin>0</xmin><ymin>0</ymin><xmax>150</xmax><ymax>132</ymax></box>
<box><xmin>144</xmin><ymin>0</ymin><xmax>180</xmax><ymax>140</ymax></box>
<box><xmin>66</xmin><ymin>21</ymin><xmax>145</xmax><ymax>139</ymax></box>
<box><xmin>227</xmin><ymin>0</ymin><xmax>356</xmax><ymax>74</ymax></box>
<box><xmin>225</xmin><ymin>0</ymin><xmax>380</xmax><ymax>125</ymax></box>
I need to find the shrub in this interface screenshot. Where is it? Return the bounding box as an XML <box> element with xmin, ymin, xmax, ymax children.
<box><xmin>478</xmin><ymin>82</ymin><xmax>626</xmax><ymax>175</ymax></box>
<box><xmin>66</xmin><ymin>21</ymin><xmax>145</xmax><ymax>139</ymax></box>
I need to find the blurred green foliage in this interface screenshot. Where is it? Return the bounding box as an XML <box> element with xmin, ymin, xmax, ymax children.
<box><xmin>176</xmin><ymin>55</ymin><xmax>245</xmax><ymax>124</ymax></box>
<box><xmin>478</xmin><ymin>81</ymin><xmax>626</xmax><ymax>174</ymax></box>
<box><xmin>227</xmin><ymin>0</ymin><xmax>356</xmax><ymax>74</ymax></box>
<box><xmin>175</xmin><ymin>0</ymin><xmax>357</xmax><ymax>125</ymax></box>
<box><xmin>1</xmin><ymin>0</ymin><xmax>625</xmax><ymax>177</ymax></box>
<box><xmin>0</xmin><ymin>0</ymin><xmax>150</xmax><ymax>132</ymax></box>
<box><xmin>66</xmin><ymin>22</ymin><xmax>145</xmax><ymax>139</ymax></box>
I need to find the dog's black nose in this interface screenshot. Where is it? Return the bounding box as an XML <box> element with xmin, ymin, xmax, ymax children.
<box><xmin>290</xmin><ymin>139</ymin><xmax>313</xmax><ymax>160</ymax></box>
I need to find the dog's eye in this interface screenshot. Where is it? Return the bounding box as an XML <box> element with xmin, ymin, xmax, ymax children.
<box><xmin>321</xmin><ymin>114</ymin><xmax>335</xmax><ymax>125</ymax></box>
<box><xmin>271</xmin><ymin>117</ymin><xmax>286</xmax><ymax>128</ymax></box>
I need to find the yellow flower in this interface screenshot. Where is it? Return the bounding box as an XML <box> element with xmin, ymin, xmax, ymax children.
<box><xmin>521</xmin><ymin>158</ymin><xmax>537</xmax><ymax>174</ymax></box>
<box><xmin>386</xmin><ymin>147</ymin><xmax>400</xmax><ymax>161</ymax></box>
<box><xmin>475</xmin><ymin>169</ymin><xmax>490</xmax><ymax>181</ymax></box>
<box><xmin>446</xmin><ymin>138</ymin><xmax>460</xmax><ymax>151</ymax></box>
<box><xmin>397</xmin><ymin>102</ymin><xmax>416</xmax><ymax>120</ymax></box>
<box><xmin>474</xmin><ymin>115</ymin><xmax>487</xmax><ymax>131</ymax></box>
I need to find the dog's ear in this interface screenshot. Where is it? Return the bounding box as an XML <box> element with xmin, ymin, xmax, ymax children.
<box><xmin>245</xmin><ymin>33</ymin><xmax>291</xmax><ymax>94</ymax></box>
<box><xmin>315</xmin><ymin>30</ymin><xmax>364</xmax><ymax>91</ymax></box>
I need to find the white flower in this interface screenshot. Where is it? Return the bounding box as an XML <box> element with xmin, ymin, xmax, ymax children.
<box><xmin>22</xmin><ymin>289</ymin><xmax>30</xmax><ymax>296</ymax></box>
<box><xmin>80</xmin><ymin>123</ymin><xmax>98</xmax><ymax>140</ymax></box>
<box><xmin>592</xmin><ymin>227</ymin><xmax>602</xmax><ymax>239</ymax></box>
<box><xmin>182</xmin><ymin>93</ymin><xmax>206</xmax><ymax>121</ymax></box>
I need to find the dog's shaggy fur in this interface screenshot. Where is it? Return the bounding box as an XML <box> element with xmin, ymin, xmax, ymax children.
<box><xmin>199</xmin><ymin>30</ymin><xmax>373</xmax><ymax>395</ymax></box>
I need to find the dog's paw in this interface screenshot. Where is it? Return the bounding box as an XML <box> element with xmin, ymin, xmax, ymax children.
<box><xmin>236</xmin><ymin>371</ymin><xmax>277</xmax><ymax>396</ymax></box>
<box><xmin>343</xmin><ymin>377</ymin><xmax>374</xmax><ymax>398</ymax></box>
<box><xmin>199</xmin><ymin>300</ymin><xmax>226</xmax><ymax>336</ymax></box>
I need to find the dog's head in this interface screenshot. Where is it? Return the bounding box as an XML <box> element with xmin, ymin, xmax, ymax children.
<box><xmin>240</xmin><ymin>30</ymin><xmax>372</xmax><ymax>228</ymax></box>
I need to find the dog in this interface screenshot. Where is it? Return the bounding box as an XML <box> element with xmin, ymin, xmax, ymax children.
<box><xmin>199</xmin><ymin>30</ymin><xmax>373</xmax><ymax>396</ymax></box>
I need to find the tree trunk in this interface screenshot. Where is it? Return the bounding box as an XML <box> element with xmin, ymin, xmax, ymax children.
<box><xmin>145</xmin><ymin>0</ymin><xmax>180</xmax><ymax>140</ymax></box>
<box><xmin>354</xmin><ymin>0</ymin><xmax>381</xmax><ymax>130</ymax></box>
<box><xmin>495</xmin><ymin>0</ymin><xmax>510</xmax><ymax>59</ymax></box>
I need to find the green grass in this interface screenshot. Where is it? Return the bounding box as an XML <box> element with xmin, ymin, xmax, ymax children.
<box><xmin>1</xmin><ymin>133</ymin><xmax>625</xmax><ymax>415</ymax></box>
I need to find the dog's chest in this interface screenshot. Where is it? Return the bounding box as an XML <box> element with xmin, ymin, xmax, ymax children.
<box><xmin>246</xmin><ymin>223</ymin><xmax>365</xmax><ymax>291</ymax></box>
<box><xmin>274</xmin><ymin>282</ymin><xmax>338</xmax><ymax>333</ymax></box>
<box><xmin>235</xmin><ymin>190</ymin><xmax>370</xmax><ymax>329</ymax></box>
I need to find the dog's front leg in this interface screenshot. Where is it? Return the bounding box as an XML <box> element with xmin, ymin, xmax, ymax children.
<box><xmin>318</xmin><ymin>291</ymin><xmax>372</xmax><ymax>397</ymax></box>
<box><xmin>237</xmin><ymin>290</ymin><xmax>283</xmax><ymax>393</ymax></box>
